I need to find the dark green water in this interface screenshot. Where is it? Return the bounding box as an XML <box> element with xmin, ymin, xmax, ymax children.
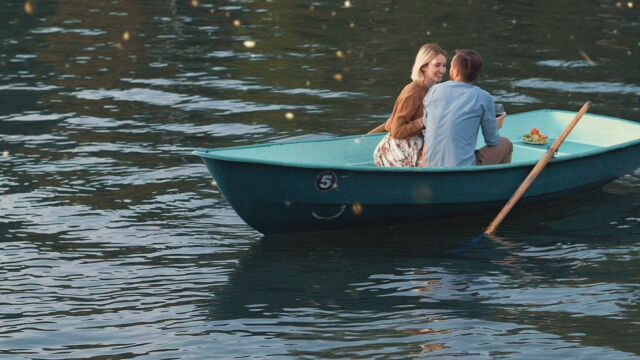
<box><xmin>1</xmin><ymin>0</ymin><xmax>639</xmax><ymax>358</ymax></box>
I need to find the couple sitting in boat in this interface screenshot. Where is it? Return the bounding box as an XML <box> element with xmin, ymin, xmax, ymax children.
<box><xmin>369</xmin><ymin>43</ymin><xmax>513</xmax><ymax>168</ymax></box>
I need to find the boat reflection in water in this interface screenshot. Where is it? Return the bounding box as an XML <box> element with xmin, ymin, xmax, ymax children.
<box><xmin>204</xmin><ymin>197</ymin><xmax>640</xmax><ymax>358</ymax></box>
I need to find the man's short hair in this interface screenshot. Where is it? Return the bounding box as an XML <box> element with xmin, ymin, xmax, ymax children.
<box><xmin>452</xmin><ymin>50</ymin><xmax>483</xmax><ymax>83</ymax></box>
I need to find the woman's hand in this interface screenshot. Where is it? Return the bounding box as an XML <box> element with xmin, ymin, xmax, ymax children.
<box><xmin>367</xmin><ymin>123</ymin><xmax>387</xmax><ymax>135</ymax></box>
<box><xmin>367</xmin><ymin>117</ymin><xmax>391</xmax><ymax>135</ymax></box>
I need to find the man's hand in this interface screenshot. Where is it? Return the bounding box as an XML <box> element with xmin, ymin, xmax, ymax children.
<box><xmin>497</xmin><ymin>112</ymin><xmax>507</xmax><ymax>130</ymax></box>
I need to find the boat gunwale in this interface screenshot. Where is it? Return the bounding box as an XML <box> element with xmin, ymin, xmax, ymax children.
<box><xmin>192</xmin><ymin>109</ymin><xmax>640</xmax><ymax>173</ymax></box>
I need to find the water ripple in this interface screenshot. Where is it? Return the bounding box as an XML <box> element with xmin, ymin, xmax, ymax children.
<box><xmin>537</xmin><ymin>60</ymin><xmax>596</xmax><ymax>68</ymax></box>
<box><xmin>513</xmin><ymin>78</ymin><xmax>640</xmax><ymax>95</ymax></box>
<box><xmin>154</xmin><ymin>122</ymin><xmax>271</xmax><ymax>136</ymax></box>
<box><xmin>122</xmin><ymin>77</ymin><xmax>366</xmax><ymax>99</ymax></box>
<box><xmin>1</xmin><ymin>112</ymin><xmax>74</xmax><ymax>122</ymax></box>
<box><xmin>31</xmin><ymin>27</ymin><xmax>107</xmax><ymax>36</ymax></box>
<box><xmin>2</xmin><ymin>1</ymin><xmax>640</xmax><ymax>358</ymax></box>
<box><xmin>71</xmin><ymin>88</ymin><xmax>317</xmax><ymax>114</ymax></box>
<box><xmin>0</xmin><ymin>84</ymin><xmax>60</xmax><ymax>91</ymax></box>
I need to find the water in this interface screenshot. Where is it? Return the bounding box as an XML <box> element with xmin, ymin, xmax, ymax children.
<box><xmin>1</xmin><ymin>0</ymin><xmax>639</xmax><ymax>358</ymax></box>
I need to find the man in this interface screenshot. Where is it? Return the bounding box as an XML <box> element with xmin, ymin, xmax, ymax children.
<box><xmin>421</xmin><ymin>49</ymin><xmax>512</xmax><ymax>168</ymax></box>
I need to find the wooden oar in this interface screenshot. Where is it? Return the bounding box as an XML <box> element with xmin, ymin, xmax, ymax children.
<box><xmin>484</xmin><ymin>101</ymin><xmax>592</xmax><ymax>235</ymax></box>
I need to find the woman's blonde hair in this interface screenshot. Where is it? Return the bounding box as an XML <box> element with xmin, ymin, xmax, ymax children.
<box><xmin>410</xmin><ymin>43</ymin><xmax>447</xmax><ymax>83</ymax></box>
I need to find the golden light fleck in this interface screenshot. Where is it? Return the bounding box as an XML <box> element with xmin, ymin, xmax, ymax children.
<box><xmin>352</xmin><ymin>203</ymin><xmax>363</xmax><ymax>216</ymax></box>
<box><xmin>412</xmin><ymin>185</ymin><xmax>433</xmax><ymax>202</ymax></box>
<box><xmin>579</xmin><ymin>49</ymin><xmax>595</xmax><ymax>65</ymax></box>
<box><xmin>344</xmin><ymin>0</ymin><xmax>352</xmax><ymax>8</ymax></box>
<box><xmin>210</xmin><ymin>9</ymin><xmax>215</xmax><ymax>14</ymax></box>
<box><xmin>225</xmin><ymin>11</ymin><xmax>231</xmax><ymax>18</ymax></box>
<box><xmin>191</xmin><ymin>0</ymin><xmax>200</xmax><ymax>7</ymax></box>
<box><xmin>24</xmin><ymin>1</ymin><xmax>33</xmax><ymax>14</ymax></box>
<box><xmin>305</xmin><ymin>80</ymin><xmax>311</xmax><ymax>86</ymax></box>
<box><xmin>309</xmin><ymin>5</ymin><xmax>315</xmax><ymax>11</ymax></box>
<box><xmin>628</xmin><ymin>1</ymin><xmax>635</xmax><ymax>8</ymax></box>
<box><xmin>333</xmin><ymin>73</ymin><xmax>343</xmax><ymax>82</ymax></box>
<box><xmin>335</xmin><ymin>50</ymin><xmax>345</xmax><ymax>58</ymax></box>
<box><xmin>284</xmin><ymin>112</ymin><xmax>295</xmax><ymax>120</ymax></box>
<box><xmin>402</xmin><ymin>328</ymin><xmax>440</xmax><ymax>335</ymax></box>
<box><xmin>243</xmin><ymin>40</ymin><xmax>256</xmax><ymax>48</ymax></box>
<box><xmin>122</xmin><ymin>31</ymin><xmax>131</xmax><ymax>41</ymax></box>
<box><xmin>331</xmin><ymin>11</ymin><xmax>336</xmax><ymax>16</ymax></box>
<box><xmin>211</xmin><ymin>180</ymin><xmax>217</xmax><ymax>187</ymax></box>
<box><xmin>350</xmin><ymin>22</ymin><xmax>355</xmax><ymax>28</ymax></box>
<box><xmin>2</xmin><ymin>150</ymin><xmax>9</xmax><ymax>158</ymax></box>
<box><xmin>615</xmin><ymin>1</ymin><xmax>623</xmax><ymax>8</ymax></box>
<box><xmin>115</xmin><ymin>43</ymin><xmax>123</xmax><ymax>49</ymax></box>
<box><xmin>233</xmin><ymin>19</ymin><xmax>241</xmax><ymax>27</ymax></box>
<box><xmin>419</xmin><ymin>344</ymin><xmax>448</xmax><ymax>354</ymax></box>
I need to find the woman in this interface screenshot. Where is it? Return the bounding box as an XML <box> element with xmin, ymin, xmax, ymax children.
<box><xmin>369</xmin><ymin>43</ymin><xmax>447</xmax><ymax>167</ymax></box>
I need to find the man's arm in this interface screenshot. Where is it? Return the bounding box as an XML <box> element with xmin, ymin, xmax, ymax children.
<box><xmin>480</xmin><ymin>97</ymin><xmax>502</xmax><ymax>146</ymax></box>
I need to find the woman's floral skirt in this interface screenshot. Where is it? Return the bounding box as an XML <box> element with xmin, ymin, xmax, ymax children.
<box><xmin>373</xmin><ymin>133</ymin><xmax>424</xmax><ymax>167</ymax></box>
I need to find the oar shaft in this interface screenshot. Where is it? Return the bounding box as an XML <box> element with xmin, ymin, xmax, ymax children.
<box><xmin>484</xmin><ymin>101</ymin><xmax>591</xmax><ymax>235</ymax></box>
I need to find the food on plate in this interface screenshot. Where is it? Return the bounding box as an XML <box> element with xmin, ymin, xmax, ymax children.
<box><xmin>522</xmin><ymin>128</ymin><xmax>549</xmax><ymax>144</ymax></box>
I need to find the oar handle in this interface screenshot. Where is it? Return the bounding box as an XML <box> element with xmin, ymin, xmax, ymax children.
<box><xmin>484</xmin><ymin>101</ymin><xmax>591</xmax><ymax>235</ymax></box>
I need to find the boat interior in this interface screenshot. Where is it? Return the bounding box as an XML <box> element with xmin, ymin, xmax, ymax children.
<box><xmin>201</xmin><ymin>110</ymin><xmax>640</xmax><ymax>169</ymax></box>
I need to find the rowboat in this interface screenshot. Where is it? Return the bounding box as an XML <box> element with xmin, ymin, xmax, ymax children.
<box><xmin>193</xmin><ymin>109</ymin><xmax>640</xmax><ymax>234</ymax></box>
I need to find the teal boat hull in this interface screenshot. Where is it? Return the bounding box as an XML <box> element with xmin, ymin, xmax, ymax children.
<box><xmin>194</xmin><ymin>110</ymin><xmax>640</xmax><ymax>234</ymax></box>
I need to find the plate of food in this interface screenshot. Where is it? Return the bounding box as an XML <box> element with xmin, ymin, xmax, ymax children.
<box><xmin>522</xmin><ymin>128</ymin><xmax>549</xmax><ymax>145</ymax></box>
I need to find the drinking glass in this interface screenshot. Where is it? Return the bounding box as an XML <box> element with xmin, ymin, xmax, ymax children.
<box><xmin>495</xmin><ymin>103</ymin><xmax>505</xmax><ymax>117</ymax></box>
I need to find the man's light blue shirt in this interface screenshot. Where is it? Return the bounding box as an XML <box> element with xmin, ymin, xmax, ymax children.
<box><xmin>422</xmin><ymin>81</ymin><xmax>500</xmax><ymax>168</ymax></box>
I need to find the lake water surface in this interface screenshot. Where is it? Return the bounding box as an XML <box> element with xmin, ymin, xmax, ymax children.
<box><xmin>1</xmin><ymin>0</ymin><xmax>640</xmax><ymax>358</ymax></box>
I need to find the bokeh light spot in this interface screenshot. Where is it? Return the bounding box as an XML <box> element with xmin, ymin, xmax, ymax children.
<box><xmin>24</xmin><ymin>1</ymin><xmax>34</xmax><ymax>14</ymax></box>
<box><xmin>352</xmin><ymin>203</ymin><xmax>363</xmax><ymax>216</ymax></box>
